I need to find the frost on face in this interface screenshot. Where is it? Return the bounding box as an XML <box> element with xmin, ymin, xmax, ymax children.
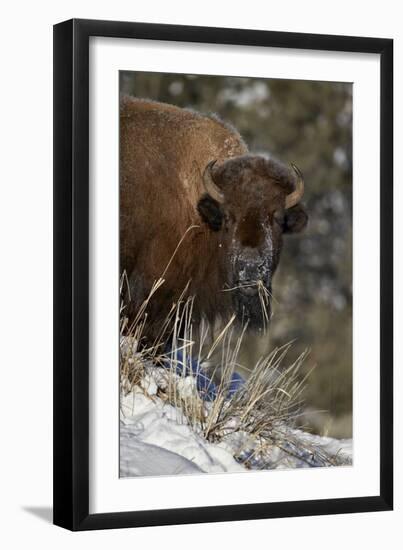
<box><xmin>224</xmin><ymin>223</ymin><xmax>275</xmax><ymax>329</ymax></box>
<box><xmin>230</xmin><ymin>223</ymin><xmax>274</xmax><ymax>285</ymax></box>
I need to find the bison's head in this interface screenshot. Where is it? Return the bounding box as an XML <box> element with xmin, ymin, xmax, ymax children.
<box><xmin>197</xmin><ymin>155</ymin><xmax>308</xmax><ymax>329</ymax></box>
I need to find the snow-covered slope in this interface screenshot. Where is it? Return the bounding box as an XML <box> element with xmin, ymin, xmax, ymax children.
<box><xmin>120</xmin><ymin>378</ymin><xmax>352</xmax><ymax>478</ymax></box>
<box><xmin>121</xmin><ymin>386</ymin><xmax>247</xmax><ymax>476</ymax></box>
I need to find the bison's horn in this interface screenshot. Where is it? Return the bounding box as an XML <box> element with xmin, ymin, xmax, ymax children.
<box><xmin>203</xmin><ymin>160</ymin><xmax>224</xmax><ymax>204</ymax></box>
<box><xmin>285</xmin><ymin>163</ymin><xmax>304</xmax><ymax>209</ymax></box>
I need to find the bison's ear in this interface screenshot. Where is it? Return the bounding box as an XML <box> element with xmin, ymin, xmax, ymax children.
<box><xmin>283</xmin><ymin>204</ymin><xmax>308</xmax><ymax>234</ymax></box>
<box><xmin>197</xmin><ymin>194</ymin><xmax>223</xmax><ymax>232</ymax></box>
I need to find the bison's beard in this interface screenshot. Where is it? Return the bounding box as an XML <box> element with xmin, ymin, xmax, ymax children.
<box><xmin>232</xmin><ymin>287</ymin><xmax>272</xmax><ymax>331</ymax></box>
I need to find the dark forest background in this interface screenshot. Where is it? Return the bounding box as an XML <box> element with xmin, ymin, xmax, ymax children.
<box><xmin>120</xmin><ymin>71</ymin><xmax>353</xmax><ymax>438</ymax></box>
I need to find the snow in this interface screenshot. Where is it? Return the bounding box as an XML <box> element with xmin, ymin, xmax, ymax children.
<box><xmin>119</xmin><ymin>337</ymin><xmax>352</xmax><ymax>477</ymax></box>
<box><xmin>120</xmin><ymin>427</ymin><xmax>203</xmax><ymax>476</ymax></box>
<box><xmin>120</xmin><ymin>380</ymin><xmax>352</xmax><ymax>478</ymax></box>
<box><xmin>120</xmin><ymin>388</ymin><xmax>246</xmax><ymax>476</ymax></box>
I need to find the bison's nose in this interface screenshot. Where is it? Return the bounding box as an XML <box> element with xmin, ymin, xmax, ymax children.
<box><xmin>236</xmin><ymin>252</ymin><xmax>270</xmax><ymax>283</ymax></box>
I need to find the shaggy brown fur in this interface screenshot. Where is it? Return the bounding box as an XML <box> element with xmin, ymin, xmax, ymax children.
<box><xmin>120</xmin><ymin>96</ymin><xmax>307</xmax><ymax>339</ymax></box>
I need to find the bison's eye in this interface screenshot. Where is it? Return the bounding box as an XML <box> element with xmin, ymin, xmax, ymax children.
<box><xmin>273</xmin><ymin>210</ymin><xmax>285</xmax><ymax>228</ymax></box>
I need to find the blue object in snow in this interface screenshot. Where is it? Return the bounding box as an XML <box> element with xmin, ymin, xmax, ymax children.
<box><xmin>164</xmin><ymin>344</ymin><xmax>245</xmax><ymax>401</ymax></box>
<box><xmin>226</xmin><ymin>371</ymin><xmax>246</xmax><ymax>398</ymax></box>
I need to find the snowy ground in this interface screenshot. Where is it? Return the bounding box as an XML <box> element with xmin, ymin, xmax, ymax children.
<box><xmin>120</xmin><ymin>384</ymin><xmax>247</xmax><ymax>476</ymax></box>
<box><xmin>120</xmin><ymin>371</ymin><xmax>352</xmax><ymax>478</ymax></box>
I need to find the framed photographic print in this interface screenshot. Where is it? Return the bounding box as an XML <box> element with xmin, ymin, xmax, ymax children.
<box><xmin>53</xmin><ymin>19</ymin><xmax>393</xmax><ymax>530</ymax></box>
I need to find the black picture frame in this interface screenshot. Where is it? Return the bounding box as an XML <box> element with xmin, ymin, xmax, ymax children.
<box><xmin>53</xmin><ymin>18</ymin><xmax>393</xmax><ymax>531</ymax></box>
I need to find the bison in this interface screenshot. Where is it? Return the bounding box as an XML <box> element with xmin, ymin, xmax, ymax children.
<box><xmin>120</xmin><ymin>95</ymin><xmax>308</xmax><ymax>341</ymax></box>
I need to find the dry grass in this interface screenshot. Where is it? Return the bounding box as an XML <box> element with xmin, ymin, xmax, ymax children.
<box><xmin>222</xmin><ymin>279</ymin><xmax>277</xmax><ymax>332</ymax></box>
<box><xmin>119</xmin><ymin>226</ymin><xmax>350</xmax><ymax>468</ymax></box>
<box><xmin>120</xmin><ymin>270</ymin><xmax>347</xmax><ymax>468</ymax></box>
